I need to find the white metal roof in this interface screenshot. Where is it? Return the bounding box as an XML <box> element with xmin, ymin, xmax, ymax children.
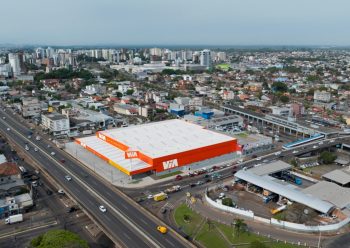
<box><xmin>77</xmin><ymin>136</ymin><xmax>151</xmax><ymax>172</ymax></box>
<box><xmin>248</xmin><ymin>160</ymin><xmax>292</xmax><ymax>176</ymax></box>
<box><xmin>322</xmin><ymin>169</ymin><xmax>350</xmax><ymax>185</ymax></box>
<box><xmin>99</xmin><ymin>119</ymin><xmax>235</xmax><ymax>158</ymax></box>
<box><xmin>302</xmin><ymin>181</ymin><xmax>350</xmax><ymax>209</ymax></box>
<box><xmin>235</xmin><ymin>170</ymin><xmax>334</xmax><ymax>214</ymax></box>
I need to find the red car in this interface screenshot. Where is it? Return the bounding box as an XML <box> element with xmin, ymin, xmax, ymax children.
<box><xmin>60</xmin><ymin>159</ymin><xmax>66</xmax><ymax>163</ymax></box>
<box><xmin>175</xmin><ymin>175</ymin><xmax>183</xmax><ymax>181</ymax></box>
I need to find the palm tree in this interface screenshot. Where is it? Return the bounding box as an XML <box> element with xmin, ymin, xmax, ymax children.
<box><xmin>232</xmin><ymin>219</ymin><xmax>247</xmax><ymax>237</ymax></box>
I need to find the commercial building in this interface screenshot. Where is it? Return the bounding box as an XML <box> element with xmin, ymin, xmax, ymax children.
<box><xmin>314</xmin><ymin>90</ymin><xmax>331</xmax><ymax>103</ymax></box>
<box><xmin>21</xmin><ymin>97</ymin><xmax>41</xmax><ymax>118</ymax></box>
<box><xmin>235</xmin><ymin>161</ymin><xmax>335</xmax><ymax>214</ymax></box>
<box><xmin>41</xmin><ymin>113</ymin><xmax>70</xmax><ymax>136</ymax></box>
<box><xmin>76</xmin><ymin>119</ymin><xmax>240</xmax><ymax>176</ymax></box>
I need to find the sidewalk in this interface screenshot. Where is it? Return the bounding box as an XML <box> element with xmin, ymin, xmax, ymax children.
<box><xmin>191</xmin><ymin>198</ymin><xmax>327</xmax><ymax>247</ymax></box>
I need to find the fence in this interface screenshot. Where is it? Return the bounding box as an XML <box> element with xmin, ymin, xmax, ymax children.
<box><xmin>205</xmin><ymin>188</ymin><xmax>350</xmax><ymax>233</ymax></box>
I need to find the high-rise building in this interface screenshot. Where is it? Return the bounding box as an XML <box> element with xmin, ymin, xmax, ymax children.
<box><xmin>200</xmin><ymin>49</ymin><xmax>211</xmax><ymax>68</ymax></box>
<box><xmin>8</xmin><ymin>53</ymin><xmax>21</xmax><ymax>76</ymax></box>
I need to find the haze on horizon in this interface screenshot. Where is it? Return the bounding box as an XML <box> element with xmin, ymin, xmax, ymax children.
<box><xmin>1</xmin><ymin>0</ymin><xmax>350</xmax><ymax>46</ymax></box>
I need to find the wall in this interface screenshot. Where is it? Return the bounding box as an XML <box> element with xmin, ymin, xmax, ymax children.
<box><xmin>205</xmin><ymin>189</ymin><xmax>350</xmax><ymax>233</ymax></box>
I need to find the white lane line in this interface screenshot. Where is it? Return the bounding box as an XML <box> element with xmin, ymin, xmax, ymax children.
<box><xmin>0</xmin><ymin>120</ymin><xmax>162</xmax><ymax>248</ymax></box>
<box><xmin>123</xmin><ymin>232</ymin><xmax>131</xmax><ymax>240</ymax></box>
<box><xmin>165</xmin><ymin>238</ymin><xmax>176</xmax><ymax>247</ymax></box>
<box><xmin>140</xmin><ymin>218</ymin><xmax>148</xmax><ymax>225</ymax></box>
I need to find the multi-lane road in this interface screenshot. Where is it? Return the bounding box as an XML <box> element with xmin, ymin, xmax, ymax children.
<box><xmin>0</xmin><ymin>106</ymin><xmax>192</xmax><ymax>248</ymax></box>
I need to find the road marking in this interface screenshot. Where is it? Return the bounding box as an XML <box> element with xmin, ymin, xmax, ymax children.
<box><xmin>0</xmin><ymin>119</ymin><xmax>162</xmax><ymax>248</ymax></box>
<box><xmin>165</xmin><ymin>238</ymin><xmax>176</xmax><ymax>247</ymax></box>
<box><xmin>0</xmin><ymin>221</ymin><xmax>58</xmax><ymax>239</ymax></box>
<box><xmin>140</xmin><ymin>218</ymin><xmax>148</xmax><ymax>225</ymax></box>
<box><xmin>122</xmin><ymin>232</ymin><xmax>131</xmax><ymax>240</ymax></box>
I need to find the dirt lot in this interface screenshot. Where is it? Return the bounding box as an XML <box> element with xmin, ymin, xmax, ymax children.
<box><xmin>302</xmin><ymin>163</ymin><xmax>341</xmax><ymax>179</ymax></box>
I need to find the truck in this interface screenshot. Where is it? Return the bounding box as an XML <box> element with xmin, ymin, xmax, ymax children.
<box><xmin>5</xmin><ymin>214</ymin><xmax>23</xmax><ymax>224</ymax></box>
<box><xmin>153</xmin><ymin>192</ymin><xmax>168</xmax><ymax>202</ymax></box>
<box><xmin>271</xmin><ymin>205</ymin><xmax>287</xmax><ymax>215</ymax></box>
<box><xmin>164</xmin><ymin>185</ymin><xmax>181</xmax><ymax>194</ymax></box>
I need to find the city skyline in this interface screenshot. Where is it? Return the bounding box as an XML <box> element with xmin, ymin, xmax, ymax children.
<box><xmin>1</xmin><ymin>0</ymin><xmax>350</xmax><ymax>46</ymax></box>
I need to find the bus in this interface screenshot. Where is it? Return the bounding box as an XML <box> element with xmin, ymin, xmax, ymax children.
<box><xmin>282</xmin><ymin>134</ymin><xmax>325</xmax><ymax>150</ymax></box>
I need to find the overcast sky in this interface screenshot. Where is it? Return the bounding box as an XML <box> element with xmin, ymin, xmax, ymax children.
<box><xmin>1</xmin><ymin>0</ymin><xmax>350</xmax><ymax>46</ymax></box>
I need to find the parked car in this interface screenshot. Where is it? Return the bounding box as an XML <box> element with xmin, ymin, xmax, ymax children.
<box><xmin>175</xmin><ymin>175</ymin><xmax>183</xmax><ymax>181</ymax></box>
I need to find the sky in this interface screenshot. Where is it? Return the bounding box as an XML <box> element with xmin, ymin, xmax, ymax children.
<box><xmin>1</xmin><ymin>0</ymin><xmax>350</xmax><ymax>46</ymax></box>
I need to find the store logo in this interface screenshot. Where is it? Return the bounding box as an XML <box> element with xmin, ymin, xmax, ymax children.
<box><xmin>98</xmin><ymin>133</ymin><xmax>106</xmax><ymax>141</ymax></box>
<box><xmin>163</xmin><ymin>159</ymin><xmax>178</xmax><ymax>170</ymax></box>
<box><xmin>125</xmin><ymin>151</ymin><xmax>138</xmax><ymax>159</ymax></box>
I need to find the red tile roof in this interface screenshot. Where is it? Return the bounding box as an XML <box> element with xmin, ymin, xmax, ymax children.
<box><xmin>0</xmin><ymin>162</ymin><xmax>20</xmax><ymax>176</ymax></box>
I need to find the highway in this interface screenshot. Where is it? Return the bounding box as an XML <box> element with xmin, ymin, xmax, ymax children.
<box><xmin>0</xmin><ymin>107</ymin><xmax>192</xmax><ymax>248</ymax></box>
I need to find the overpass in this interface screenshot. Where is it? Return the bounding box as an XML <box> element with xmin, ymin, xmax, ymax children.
<box><xmin>221</xmin><ymin>105</ymin><xmax>340</xmax><ymax>138</ymax></box>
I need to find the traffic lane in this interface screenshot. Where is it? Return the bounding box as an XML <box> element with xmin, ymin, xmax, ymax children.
<box><xmin>0</xmin><ymin>123</ymin><xmax>153</xmax><ymax>248</ymax></box>
<box><xmin>0</xmin><ymin>115</ymin><xmax>186</xmax><ymax>248</ymax></box>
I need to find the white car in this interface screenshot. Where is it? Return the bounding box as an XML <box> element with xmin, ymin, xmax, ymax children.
<box><xmin>47</xmin><ymin>145</ymin><xmax>51</xmax><ymax>148</ymax></box>
<box><xmin>25</xmin><ymin>145</ymin><xmax>30</xmax><ymax>151</ymax></box>
<box><xmin>274</xmin><ymin>151</ymin><xmax>281</xmax><ymax>156</ymax></box>
<box><xmin>318</xmin><ymin>141</ymin><xmax>323</xmax><ymax>145</ymax></box>
<box><xmin>6</xmin><ymin>128</ymin><xmax>10</xmax><ymax>131</ymax></box>
<box><xmin>51</xmin><ymin>152</ymin><xmax>55</xmax><ymax>156</ymax></box>
<box><xmin>313</xmin><ymin>145</ymin><xmax>318</xmax><ymax>149</ymax></box>
<box><xmin>2</xmin><ymin>116</ymin><xmax>5</xmax><ymax>119</ymax></box>
<box><xmin>34</xmin><ymin>147</ymin><xmax>38</xmax><ymax>152</ymax></box>
<box><xmin>255</xmin><ymin>157</ymin><xmax>262</xmax><ymax>161</ymax></box>
<box><xmin>65</xmin><ymin>175</ymin><xmax>72</xmax><ymax>181</ymax></box>
<box><xmin>329</xmin><ymin>139</ymin><xmax>334</xmax><ymax>143</ymax></box>
<box><xmin>58</xmin><ymin>189</ymin><xmax>65</xmax><ymax>194</ymax></box>
<box><xmin>28</xmin><ymin>135</ymin><xmax>32</xmax><ymax>139</ymax></box>
<box><xmin>147</xmin><ymin>194</ymin><xmax>153</xmax><ymax>199</ymax></box>
<box><xmin>99</xmin><ymin>205</ymin><xmax>107</xmax><ymax>212</ymax></box>
<box><xmin>218</xmin><ymin>193</ymin><xmax>226</xmax><ymax>199</ymax></box>
<box><xmin>292</xmin><ymin>150</ymin><xmax>299</xmax><ymax>154</ymax></box>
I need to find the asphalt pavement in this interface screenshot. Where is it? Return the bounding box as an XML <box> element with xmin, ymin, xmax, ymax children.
<box><xmin>0</xmin><ymin>107</ymin><xmax>192</xmax><ymax>248</ymax></box>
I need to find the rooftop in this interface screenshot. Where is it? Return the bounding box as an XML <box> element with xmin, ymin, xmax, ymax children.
<box><xmin>248</xmin><ymin>160</ymin><xmax>292</xmax><ymax>176</ymax></box>
<box><xmin>322</xmin><ymin>169</ymin><xmax>350</xmax><ymax>185</ymax></box>
<box><xmin>98</xmin><ymin>119</ymin><xmax>235</xmax><ymax>158</ymax></box>
<box><xmin>77</xmin><ymin>136</ymin><xmax>151</xmax><ymax>173</ymax></box>
<box><xmin>235</xmin><ymin>170</ymin><xmax>334</xmax><ymax>214</ymax></box>
<box><xmin>0</xmin><ymin>162</ymin><xmax>20</xmax><ymax>176</ymax></box>
<box><xmin>302</xmin><ymin>181</ymin><xmax>350</xmax><ymax>209</ymax></box>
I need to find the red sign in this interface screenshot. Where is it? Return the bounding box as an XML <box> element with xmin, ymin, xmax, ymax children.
<box><xmin>125</xmin><ymin>151</ymin><xmax>139</xmax><ymax>159</ymax></box>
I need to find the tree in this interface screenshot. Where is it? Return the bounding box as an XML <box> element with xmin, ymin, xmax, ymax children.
<box><xmin>222</xmin><ymin>198</ymin><xmax>234</xmax><ymax>207</ymax></box>
<box><xmin>126</xmin><ymin>89</ymin><xmax>134</xmax><ymax>95</ymax></box>
<box><xmin>30</xmin><ymin>229</ymin><xmax>88</xmax><ymax>248</ymax></box>
<box><xmin>271</xmin><ymin>82</ymin><xmax>288</xmax><ymax>93</ymax></box>
<box><xmin>279</xmin><ymin>95</ymin><xmax>289</xmax><ymax>103</ymax></box>
<box><xmin>319</xmin><ymin>151</ymin><xmax>337</xmax><ymax>164</ymax></box>
<box><xmin>249</xmin><ymin>240</ymin><xmax>268</xmax><ymax>248</ymax></box>
<box><xmin>232</xmin><ymin>219</ymin><xmax>247</xmax><ymax>237</ymax></box>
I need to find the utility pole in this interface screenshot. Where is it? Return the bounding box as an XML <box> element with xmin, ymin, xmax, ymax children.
<box><xmin>317</xmin><ymin>230</ymin><xmax>322</xmax><ymax>248</ymax></box>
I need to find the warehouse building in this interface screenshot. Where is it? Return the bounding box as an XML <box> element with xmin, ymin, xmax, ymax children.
<box><xmin>76</xmin><ymin>119</ymin><xmax>240</xmax><ymax>176</ymax></box>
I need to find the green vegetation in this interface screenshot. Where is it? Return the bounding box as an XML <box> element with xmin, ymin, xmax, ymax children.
<box><xmin>271</xmin><ymin>82</ymin><xmax>288</xmax><ymax>93</ymax></box>
<box><xmin>319</xmin><ymin>151</ymin><xmax>337</xmax><ymax>164</ymax></box>
<box><xmin>157</xmin><ymin>170</ymin><xmax>182</xmax><ymax>179</ymax></box>
<box><xmin>279</xmin><ymin>95</ymin><xmax>290</xmax><ymax>103</ymax></box>
<box><xmin>306</xmin><ymin>75</ymin><xmax>320</xmax><ymax>82</ymax></box>
<box><xmin>35</xmin><ymin>68</ymin><xmax>94</xmax><ymax>81</ymax></box>
<box><xmin>216</xmin><ymin>64</ymin><xmax>231</xmax><ymax>71</ymax></box>
<box><xmin>30</xmin><ymin>229</ymin><xmax>88</xmax><ymax>248</ymax></box>
<box><xmin>173</xmin><ymin>204</ymin><xmax>299</xmax><ymax>248</ymax></box>
<box><xmin>174</xmin><ymin>204</ymin><xmax>203</xmax><ymax>236</ymax></box>
<box><xmin>222</xmin><ymin>198</ymin><xmax>234</xmax><ymax>207</ymax></box>
<box><xmin>161</xmin><ymin>69</ymin><xmax>187</xmax><ymax>75</ymax></box>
